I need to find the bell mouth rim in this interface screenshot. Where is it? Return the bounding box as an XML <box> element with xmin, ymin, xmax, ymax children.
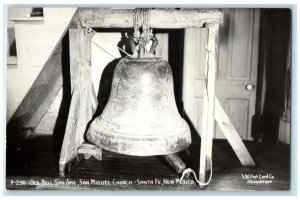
<box><xmin>86</xmin><ymin>123</ymin><xmax>191</xmax><ymax>156</ymax></box>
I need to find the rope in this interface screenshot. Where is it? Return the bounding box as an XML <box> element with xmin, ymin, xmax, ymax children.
<box><xmin>133</xmin><ymin>9</ymin><xmax>153</xmax><ymax>55</ymax></box>
<box><xmin>91</xmin><ymin>41</ymin><xmax>116</xmax><ymax>59</ymax></box>
<box><xmin>133</xmin><ymin>9</ymin><xmax>151</xmax><ymax>41</ymax></box>
<box><xmin>180</xmin><ymin>155</ymin><xmax>213</xmax><ymax>187</ymax></box>
<box><xmin>81</xmin><ymin>23</ymin><xmax>132</xmax><ymax>58</ymax></box>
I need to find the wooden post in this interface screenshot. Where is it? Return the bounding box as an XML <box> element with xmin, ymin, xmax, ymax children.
<box><xmin>59</xmin><ymin>22</ymin><xmax>96</xmax><ymax>176</ymax></box>
<box><xmin>59</xmin><ymin>85</ymin><xmax>80</xmax><ymax>177</ymax></box>
<box><xmin>199</xmin><ymin>23</ymin><xmax>219</xmax><ymax>184</ymax></box>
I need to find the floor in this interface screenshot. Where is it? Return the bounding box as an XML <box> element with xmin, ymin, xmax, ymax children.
<box><xmin>6</xmin><ymin>134</ymin><xmax>290</xmax><ymax>191</ymax></box>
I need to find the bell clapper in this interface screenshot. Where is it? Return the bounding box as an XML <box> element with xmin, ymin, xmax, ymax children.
<box><xmin>164</xmin><ymin>154</ymin><xmax>186</xmax><ymax>174</ymax></box>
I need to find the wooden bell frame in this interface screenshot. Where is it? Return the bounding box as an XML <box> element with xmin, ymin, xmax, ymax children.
<box><xmin>59</xmin><ymin>8</ymin><xmax>255</xmax><ymax>186</ymax></box>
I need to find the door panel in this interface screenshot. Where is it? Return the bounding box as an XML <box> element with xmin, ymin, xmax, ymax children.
<box><xmin>226</xmin><ymin>9</ymin><xmax>253</xmax><ymax>80</ymax></box>
<box><xmin>215</xmin><ymin>98</ymin><xmax>250</xmax><ymax>139</ymax></box>
<box><xmin>183</xmin><ymin>9</ymin><xmax>260</xmax><ymax>140</ymax></box>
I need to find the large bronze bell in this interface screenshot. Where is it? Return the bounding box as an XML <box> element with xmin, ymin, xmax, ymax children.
<box><xmin>86</xmin><ymin>36</ymin><xmax>191</xmax><ymax>156</ymax></box>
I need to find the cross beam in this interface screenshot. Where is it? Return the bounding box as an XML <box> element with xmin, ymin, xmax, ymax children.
<box><xmin>79</xmin><ymin>8</ymin><xmax>224</xmax><ymax>28</ymax></box>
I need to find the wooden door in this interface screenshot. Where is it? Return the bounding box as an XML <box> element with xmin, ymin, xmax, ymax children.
<box><xmin>183</xmin><ymin>9</ymin><xmax>260</xmax><ymax>140</ymax></box>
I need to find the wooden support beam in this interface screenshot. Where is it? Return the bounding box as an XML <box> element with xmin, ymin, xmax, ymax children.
<box><xmin>7</xmin><ymin>50</ymin><xmax>63</xmax><ymax>134</ymax></box>
<box><xmin>215</xmin><ymin>97</ymin><xmax>255</xmax><ymax>166</ymax></box>
<box><xmin>59</xmin><ymin>85</ymin><xmax>80</xmax><ymax>177</ymax></box>
<box><xmin>59</xmin><ymin>24</ymin><xmax>95</xmax><ymax>177</ymax></box>
<box><xmin>79</xmin><ymin>8</ymin><xmax>224</xmax><ymax>28</ymax></box>
<box><xmin>197</xmin><ymin>21</ymin><xmax>255</xmax><ymax>185</ymax></box>
<box><xmin>69</xmin><ymin>28</ymin><xmax>81</xmax><ymax>90</ymax></box>
<box><xmin>79</xmin><ymin>29</ymin><xmax>95</xmax><ymax>141</ymax></box>
<box><xmin>199</xmin><ymin>23</ymin><xmax>219</xmax><ymax>185</ymax></box>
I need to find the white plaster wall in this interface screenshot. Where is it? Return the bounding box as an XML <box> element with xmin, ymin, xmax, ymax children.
<box><xmin>6</xmin><ymin>8</ymin><xmax>77</xmax><ymax>122</ymax></box>
<box><xmin>91</xmin><ymin>33</ymin><xmax>123</xmax><ymax>95</ymax></box>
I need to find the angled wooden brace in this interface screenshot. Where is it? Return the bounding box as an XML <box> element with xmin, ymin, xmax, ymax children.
<box><xmin>214</xmin><ymin>97</ymin><xmax>255</xmax><ymax>166</ymax></box>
